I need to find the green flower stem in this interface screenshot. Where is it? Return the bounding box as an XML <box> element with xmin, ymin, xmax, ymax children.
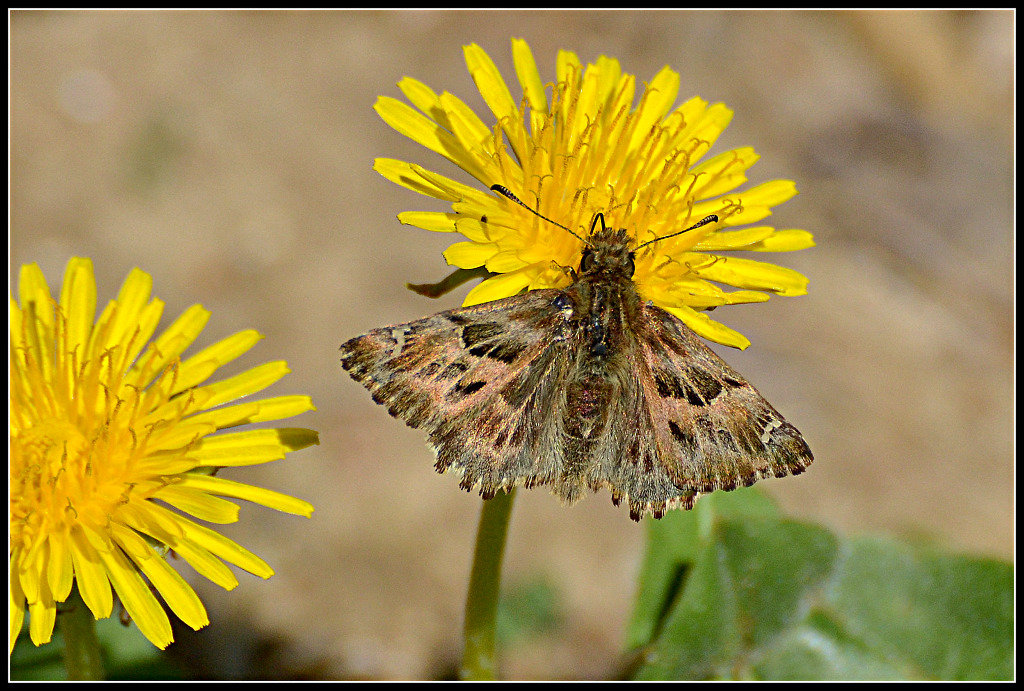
<box><xmin>59</xmin><ymin>586</ymin><xmax>105</xmax><ymax>680</ymax></box>
<box><xmin>460</xmin><ymin>488</ymin><xmax>516</xmax><ymax>681</ymax></box>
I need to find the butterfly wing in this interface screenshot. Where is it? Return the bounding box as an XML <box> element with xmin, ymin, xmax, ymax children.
<box><xmin>341</xmin><ymin>286</ymin><xmax>812</xmax><ymax>520</ymax></box>
<box><xmin>605</xmin><ymin>303</ymin><xmax>813</xmax><ymax>517</ymax></box>
<box><xmin>339</xmin><ymin>290</ymin><xmax>576</xmax><ymax>497</ymax></box>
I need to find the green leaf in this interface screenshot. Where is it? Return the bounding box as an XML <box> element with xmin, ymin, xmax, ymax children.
<box><xmin>626</xmin><ymin>488</ymin><xmax>1013</xmax><ymax>681</ymax></box>
<box><xmin>624</xmin><ymin>486</ymin><xmax>781</xmax><ymax>651</ymax></box>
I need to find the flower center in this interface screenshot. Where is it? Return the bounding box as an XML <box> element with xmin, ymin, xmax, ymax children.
<box><xmin>11</xmin><ymin>406</ymin><xmax>137</xmax><ymax>550</ymax></box>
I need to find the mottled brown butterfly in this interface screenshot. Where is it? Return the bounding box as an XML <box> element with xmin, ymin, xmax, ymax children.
<box><xmin>339</xmin><ymin>186</ymin><xmax>812</xmax><ymax>520</ymax></box>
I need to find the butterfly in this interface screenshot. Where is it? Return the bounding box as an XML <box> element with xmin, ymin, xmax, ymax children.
<box><xmin>339</xmin><ymin>186</ymin><xmax>812</xmax><ymax>520</ymax></box>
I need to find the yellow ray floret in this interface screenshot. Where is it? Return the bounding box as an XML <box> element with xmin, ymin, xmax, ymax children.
<box><xmin>10</xmin><ymin>257</ymin><xmax>318</xmax><ymax>652</ymax></box>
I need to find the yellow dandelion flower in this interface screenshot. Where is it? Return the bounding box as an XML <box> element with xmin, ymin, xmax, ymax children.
<box><xmin>374</xmin><ymin>39</ymin><xmax>814</xmax><ymax>350</ymax></box>
<box><xmin>10</xmin><ymin>257</ymin><xmax>318</xmax><ymax>652</ymax></box>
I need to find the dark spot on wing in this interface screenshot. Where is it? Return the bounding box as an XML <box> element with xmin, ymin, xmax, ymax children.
<box><xmin>441</xmin><ymin>361</ymin><xmax>470</xmax><ymax>379</ymax></box>
<box><xmin>461</xmin><ymin>322</ymin><xmax>504</xmax><ymax>348</ymax></box>
<box><xmin>488</xmin><ymin>340</ymin><xmax>524</xmax><ymax>364</ymax></box>
<box><xmin>683</xmin><ymin>384</ymin><xmax>707</xmax><ymax>407</ymax></box>
<box><xmin>469</xmin><ymin>339</ymin><xmax>524</xmax><ymax>364</ymax></box>
<box><xmin>452</xmin><ymin>380</ymin><xmax>486</xmax><ymax>398</ymax></box>
<box><xmin>654</xmin><ymin>369</ymin><xmax>712</xmax><ymax>407</ymax></box>
<box><xmin>668</xmin><ymin>420</ymin><xmax>698</xmax><ymax>456</ymax></box>
<box><xmin>654</xmin><ymin>370</ymin><xmax>686</xmax><ymax>399</ymax></box>
<box><xmin>687</xmin><ymin>367</ymin><xmax>723</xmax><ymax>402</ymax></box>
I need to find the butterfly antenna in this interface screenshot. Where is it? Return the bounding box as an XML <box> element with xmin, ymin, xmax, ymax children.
<box><xmin>490</xmin><ymin>184</ymin><xmax>587</xmax><ymax>243</ymax></box>
<box><xmin>635</xmin><ymin>214</ymin><xmax>720</xmax><ymax>251</ymax></box>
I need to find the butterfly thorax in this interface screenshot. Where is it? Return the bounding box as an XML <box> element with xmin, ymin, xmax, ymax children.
<box><xmin>569</xmin><ymin>227</ymin><xmax>643</xmax><ymax>360</ymax></box>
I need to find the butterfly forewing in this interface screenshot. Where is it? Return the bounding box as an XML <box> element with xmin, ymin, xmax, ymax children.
<box><xmin>632</xmin><ymin>305</ymin><xmax>813</xmax><ymax>493</ymax></box>
<box><xmin>340</xmin><ymin>290</ymin><xmax>576</xmax><ymax>497</ymax></box>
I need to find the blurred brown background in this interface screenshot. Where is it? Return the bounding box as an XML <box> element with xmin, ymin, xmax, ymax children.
<box><xmin>11</xmin><ymin>10</ymin><xmax>1013</xmax><ymax>680</ymax></box>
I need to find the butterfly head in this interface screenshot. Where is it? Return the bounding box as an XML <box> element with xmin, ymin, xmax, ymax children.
<box><xmin>579</xmin><ymin>220</ymin><xmax>636</xmax><ymax>278</ymax></box>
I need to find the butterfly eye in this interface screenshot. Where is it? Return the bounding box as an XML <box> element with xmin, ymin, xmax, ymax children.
<box><xmin>580</xmin><ymin>250</ymin><xmax>596</xmax><ymax>273</ymax></box>
<box><xmin>625</xmin><ymin>254</ymin><xmax>635</xmax><ymax>277</ymax></box>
